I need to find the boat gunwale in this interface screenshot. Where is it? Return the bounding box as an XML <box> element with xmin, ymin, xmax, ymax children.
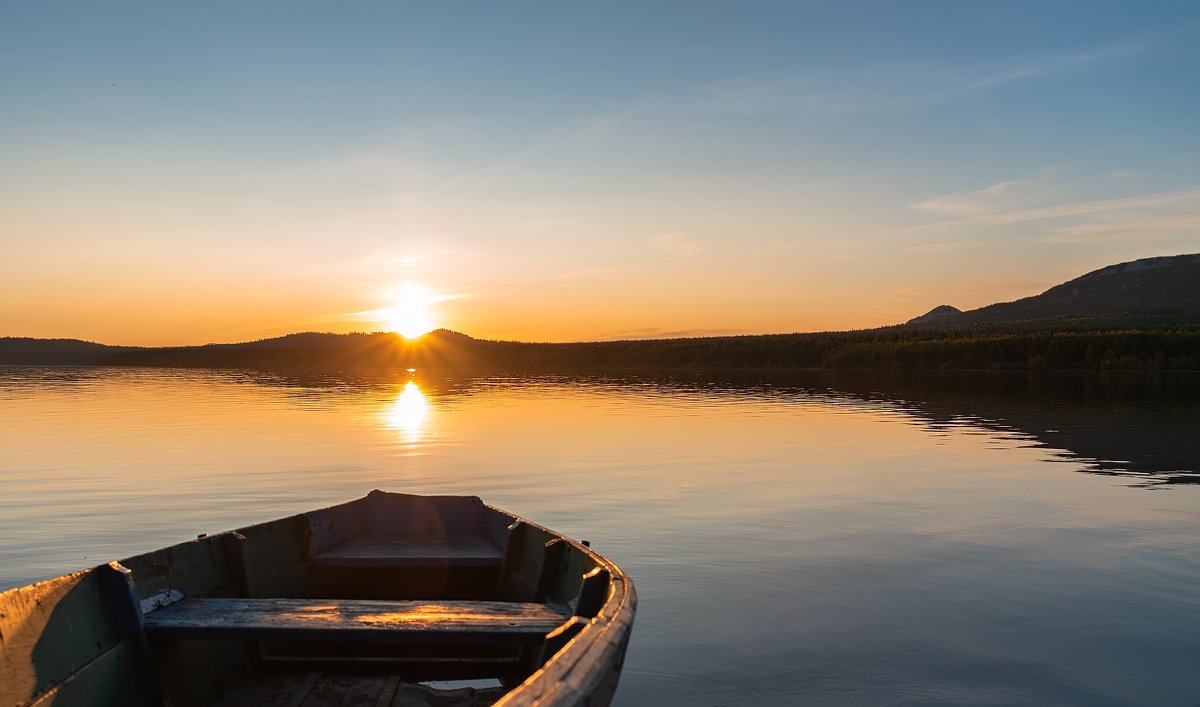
<box><xmin>482</xmin><ymin>501</ymin><xmax>636</xmax><ymax>707</ymax></box>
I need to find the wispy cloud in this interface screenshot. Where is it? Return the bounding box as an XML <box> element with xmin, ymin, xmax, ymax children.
<box><xmin>914</xmin><ymin>169</ymin><xmax>1063</xmax><ymax>217</ymax></box>
<box><xmin>901</xmin><ymin>241</ymin><xmax>975</xmax><ymax>254</ymax></box>
<box><xmin>508</xmin><ymin>218</ymin><xmax>576</xmax><ymax>230</ymax></box>
<box><xmin>559</xmin><ymin>112</ymin><xmax>634</xmax><ymax>143</ymax></box>
<box><xmin>687</xmin><ymin>65</ymin><xmax>953</xmax><ymax>117</ymax></box>
<box><xmin>967</xmin><ymin>31</ymin><xmax>1156</xmax><ymax>90</ymax></box>
<box><xmin>652</xmin><ymin>232</ymin><xmax>701</xmax><ymax>256</ymax></box>
<box><xmin>355</xmin><ymin>253</ymin><xmax>438</xmax><ymax>270</ymax></box>
<box><xmin>1044</xmin><ymin>213</ymin><xmax>1200</xmax><ymax>243</ymax></box>
<box><xmin>595</xmin><ymin>326</ymin><xmax>753</xmax><ymax>341</ymax></box>
<box><xmin>977</xmin><ymin>189</ymin><xmax>1200</xmax><ymax>226</ymax></box>
<box><xmin>281</xmin><ymin>251</ymin><xmax>461</xmax><ymax>283</ymax></box>
<box><xmin>680</xmin><ymin>28</ymin><xmax>1165</xmax><ymax>119</ymax></box>
<box><xmin>498</xmin><ymin>261</ymin><xmax>660</xmax><ymax>288</ymax></box>
<box><xmin>343</xmin><ymin>287</ymin><xmax>466</xmax><ymax>324</ymax></box>
<box><xmin>431</xmin><ymin>153</ymin><xmax>532</xmax><ymax>193</ymax></box>
<box><xmin>911</xmin><ymin>170</ymin><xmax>1200</xmax><ymax>232</ymax></box>
<box><xmin>901</xmin><ymin>163</ymin><xmax>1200</xmax><ymax>253</ymax></box>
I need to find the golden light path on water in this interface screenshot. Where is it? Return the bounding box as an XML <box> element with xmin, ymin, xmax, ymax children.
<box><xmin>383</xmin><ymin>380</ymin><xmax>428</xmax><ymax>438</ymax></box>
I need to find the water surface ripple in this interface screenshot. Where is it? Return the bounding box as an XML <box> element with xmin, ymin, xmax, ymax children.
<box><xmin>2</xmin><ymin>367</ymin><xmax>1199</xmax><ymax>706</ymax></box>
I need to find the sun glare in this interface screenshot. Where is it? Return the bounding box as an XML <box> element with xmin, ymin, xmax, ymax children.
<box><xmin>381</xmin><ymin>376</ymin><xmax>429</xmax><ymax>439</ymax></box>
<box><xmin>385</xmin><ymin>284</ymin><xmax>437</xmax><ymax>338</ymax></box>
<box><xmin>384</xmin><ymin>381</ymin><xmax>428</xmax><ymax>436</ymax></box>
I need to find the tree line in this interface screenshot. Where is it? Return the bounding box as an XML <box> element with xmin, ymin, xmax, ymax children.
<box><xmin>94</xmin><ymin>327</ymin><xmax>1200</xmax><ymax>372</ymax></box>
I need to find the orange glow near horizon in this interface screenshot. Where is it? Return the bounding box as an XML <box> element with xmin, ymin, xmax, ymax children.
<box><xmin>0</xmin><ymin>257</ymin><xmax>1111</xmax><ymax>348</ymax></box>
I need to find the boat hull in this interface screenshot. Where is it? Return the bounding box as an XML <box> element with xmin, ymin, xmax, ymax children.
<box><xmin>0</xmin><ymin>491</ymin><xmax>635</xmax><ymax>707</ymax></box>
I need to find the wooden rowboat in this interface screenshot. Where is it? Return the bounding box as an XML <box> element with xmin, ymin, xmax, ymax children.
<box><xmin>0</xmin><ymin>491</ymin><xmax>636</xmax><ymax>707</ymax></box>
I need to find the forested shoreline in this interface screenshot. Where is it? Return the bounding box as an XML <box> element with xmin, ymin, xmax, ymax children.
<box><xmin>473</xmin><ymin>328</ymin><xmax>1200</xmax><ymax>371</ymax></box>
<box><xmin>6</xmin><ymin>326</ymin><xmax>1193</xmax><ymax>372</ymax></box>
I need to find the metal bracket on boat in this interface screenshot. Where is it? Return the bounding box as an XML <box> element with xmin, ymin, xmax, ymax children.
<box><xmin>140</xmin><ymin>588</ymin><xmax>185</xmax><ymax>615</ymax></box>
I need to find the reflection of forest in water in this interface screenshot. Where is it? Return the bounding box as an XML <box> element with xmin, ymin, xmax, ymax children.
<box><xmin>203</xmin><ymin>367</ymin><xmax>1200</xmax><ymax>485</ymax></box>
<box><xmin>802</xmin><ymin>370</ymin><xmax>1200</xmax><ymax>484</ymax></box>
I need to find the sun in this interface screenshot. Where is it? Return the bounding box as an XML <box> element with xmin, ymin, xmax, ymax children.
<box><xmin>384</xmin><ymin>284</ymin><xmax>437</xmax><ymax>338</ymax></box>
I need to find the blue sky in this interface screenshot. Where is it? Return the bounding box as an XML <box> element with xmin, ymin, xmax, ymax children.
<box><xmin>2</xmin><ymin>2</ymin><xmax>1198</xmax><ymax>344</ymax></box>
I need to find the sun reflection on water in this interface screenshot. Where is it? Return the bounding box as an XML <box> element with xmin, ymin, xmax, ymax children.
<box><xmin>384</xmin><ymin>381</ymin><xmax>428</xmax><ymax>438</ymax></box>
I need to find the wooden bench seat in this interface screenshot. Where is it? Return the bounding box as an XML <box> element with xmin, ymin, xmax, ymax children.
<box><xmin>310</xmin><ymin>535</ymin><xmax>504</xmax><ymax>568</ymax></box>
<box><xmin>143</xmin><ymin>598</ymin><xmax>571</xmax><ymax>646</ymax></box>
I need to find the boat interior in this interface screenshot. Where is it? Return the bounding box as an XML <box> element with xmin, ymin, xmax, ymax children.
<box><xmin>1</xmin><ymin>491</ymin><xmax>631</xmax><ymax>707</ymax></box>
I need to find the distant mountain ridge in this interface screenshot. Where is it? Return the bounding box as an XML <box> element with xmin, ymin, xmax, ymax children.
<box><xmin>905</xmin><ymin>253</ymin><xmax>1200</xmax><ymax>328</ymax></box>
<box><xmin>3</xmin><ymin>254</ymin><xmax>1199</xmax><ymax>371</ymax></box>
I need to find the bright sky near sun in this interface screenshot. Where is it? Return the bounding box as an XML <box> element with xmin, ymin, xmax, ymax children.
<box><xmin>2</xmin><ymin>2</ymin><xmax>1199</xmax><ymax>346</ymax></box>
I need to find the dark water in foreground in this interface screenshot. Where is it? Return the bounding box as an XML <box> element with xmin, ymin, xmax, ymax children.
<box><xmin>2</xmin><ymin>367</ymin><xmax>1199</xmax><ymax>706</ymax></box>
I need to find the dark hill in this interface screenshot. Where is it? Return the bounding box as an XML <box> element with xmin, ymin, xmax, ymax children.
<box><xmin>0</xmin><ymin>337</ymin><xmax>140</xmax><ymax>365</ymax></box>
<box><xmin>906</xmin><ymin>305</ymin><xmax>963</xmax><ymax>326</ymax></box>
<box><xmin>100</xmin><ymin>329</ymin><xmax>486</xmax><ymax>372</ymax></box>
<box><xmin>910</xmin><ymin>254</ymin><xmax>1200</xmax><ymax>328</ymax></box>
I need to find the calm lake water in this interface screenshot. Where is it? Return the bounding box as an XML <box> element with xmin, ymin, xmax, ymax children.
<box><xmin>2</xmin><ymin>366</ymin><xmax>1200</xmax><ymax>706</ymax></box>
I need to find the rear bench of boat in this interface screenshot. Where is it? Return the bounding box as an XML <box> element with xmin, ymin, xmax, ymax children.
<box><xmin>304</xmin><ymin>492</ymin><xmax>519</xmax><ymax>600</ymax></box>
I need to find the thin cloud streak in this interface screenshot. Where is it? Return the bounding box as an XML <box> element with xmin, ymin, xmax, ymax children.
<box><xmin>519</xmin><ymin>25</ymin><xmax>1171</xmax><ymax>153</ymax></box>
<box><xmin>967</xmin><ymin>31</ymin><xmax>1157</xmax><ymax>89</ymax></box>
<box><xmin>678</xmin><ymin>28</ymin><xmax>1164</xmax><ymax>119</ymax></box>
<box><xmin>906</xmin><ymin>188</ymin><xmax>1200</xmax><ymax>235</ymax></box>
<box><xmin>981</xmin><ymin>189</ymin><xmax>1200</xmax><ymax>225</ymax></box>
<box><xmin>1044</xmin><ymin>213</ymin><xmax>1200</xmax><ymax>243</ymax></box>
<box><xmin>652</xmin><ymin>232</ymin><xmax>701</xmax><ymax>256</ymax></box>
<box><xmin>498</xmin><ymin>261</ymin><xmax>661</xmax><ymax>288</ymax></box>
<box><xmin>595</xmin><ymin>327</ymin><xmax>754</xmax><ymax>341</ymax></box>
<box><xmin>902</xmin><ymin>242</ymin><xmax>974</xmax><ymax>254</ymax></box>
<box><xmin>914</xmin><ymin>169</ymin><xmax>1062</xmax><ymax>217</ymax></box>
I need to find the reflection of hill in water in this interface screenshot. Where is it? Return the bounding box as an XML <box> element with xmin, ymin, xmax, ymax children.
<box><xmin>239</xmin><ymin>368</ymin><xmax>1200</xmax><ymax>485</ymax></box>
<box><xmin>802</xmin><ymin>371</ymin><xmax>1200</xmax><ymax>484</ymax></box>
